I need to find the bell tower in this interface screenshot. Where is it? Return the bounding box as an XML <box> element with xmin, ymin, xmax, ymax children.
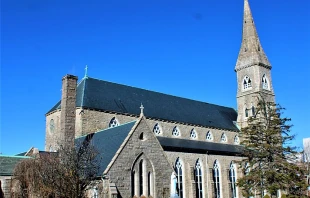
<box><xmin>235</xmin><ymin>0</ymin><xmax>275</xmax><ymax>128</ymax></box>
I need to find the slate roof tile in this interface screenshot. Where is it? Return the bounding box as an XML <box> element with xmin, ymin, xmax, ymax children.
<box><xmin>48</xmin><ymin>77</ymin><xmax>239</xmax><ymax>131</ymax></box>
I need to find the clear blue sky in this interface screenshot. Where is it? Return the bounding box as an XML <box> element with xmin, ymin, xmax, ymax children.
<box><xmin>1</xmin><ymin>0</ymin><xmax>309</xmax><ymax>155</ymax></box>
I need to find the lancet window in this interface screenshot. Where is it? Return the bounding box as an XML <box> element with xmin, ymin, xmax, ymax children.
<box><xmin>195</xmin><ymin>160</ymin><xmax>203</xmax><ymax>198</ymax></box>
<box><xmin>234</xmin><ymin>135</ymin><xmax>240</xmax><ymax>144</ymax></box>
<box><xmin>243</xmin><ymin>76</ymin><xmax>252</xmax><ymax>90</ymax></box>
<box><xmin>175</xmin><ymin>158</ymin><xmax>183</xmax><ymax>198</ymax></box>
<box><xmin>262</xmin><ymin>74</ymin><xmax>269</xmax><ymax>90</ymax></box>
<box><xmin>50</xmin><ymin>119</ymin><xmax>55</xmax><ymax>133</ymax></box>
<box><xmin>213</xmin><ymin>160</ymin><xmax>221</xmax><ymax>198</ymax></box>
<box><xmin>229</xmin><ymin>162</ymin><xmax>238</xmax><ymax>198</ymax></box>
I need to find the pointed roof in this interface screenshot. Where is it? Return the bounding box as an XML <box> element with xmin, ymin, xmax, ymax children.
<box><xmin>235</xmin><ymin>0</ymin><xmax>271</xmax><ymax>71</ymax></box>
<box><xmin>46</xmin><ymin>77</ymin><xmax>239</xmax><ymax>132</ymax></box>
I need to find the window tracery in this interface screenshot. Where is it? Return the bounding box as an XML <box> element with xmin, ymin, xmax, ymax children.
<box><xmin>172</xmin><ymin>126</ymin><xmax>180</xmax><ymax>137</ymax></box>
<box><xmin>190</xmin><ymin>129</ymin><xmax>197</xmax><ymax>139</ymax></box>
<box><xmin>175</xmin><ymin>158</ymin><xmax>183</xmax><ymax>198</ymax></box>
<box><xmin>195</xmin><ymin>160</ymin><xmax>203</xmax><ymax>198</ymax></box>
<box><xmin>229</xmin><ymin>162</ymin><xmax>237</xmax><ymax>198</ymax></box>
<box><xmin>220</xmin><ymin>133</ymin><xmax>227</xmax><ymax>142</ymax></box>
<box><xmin>109</xmin><ymin>117</ymin><xmax>119</xmax><ymax>128</ymax></box>
<box><xmin>50</xmin><ymin>119</ymin><xmax>55</xmax><ymax>133</ymax></box>
<box><xmin>262</xmin><ymin>74</ymin><xmax>269</xmax><ymax>90</ymax></box>
<box><xmin>234</xmin><ymin>135</ymin><xmax>240</xmax><ymax>144</ymax></box>
<box><xmin>206</xmin><ymin>131</ymin><xmax>213</xmax><ymax>141</ymax></box>
<box><xmin>243</xmin><ymin>76</ymin><xmax>252</xmax><ymax>90</ymax></box>
<box><xmin>153</xmin><ymin>123</ymin><xmax>162</xmax><ymax>135</ymax></box>
<box><xmin>213</xmin><ymin>160</ymin><xmax>221</xmax><ymax>198</ymax></box>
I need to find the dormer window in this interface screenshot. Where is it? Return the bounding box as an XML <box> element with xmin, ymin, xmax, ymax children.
<box><xmin>109</xmin><ymin>117</ymin><xmax>119</xmax><ymax>128</ymax></box>
<box><xmin>172</xmin><ymin>126</ymin><xmax>180</xmax><ymax>137</ymax></box>
<box><xmin>262</xmin><ymin>74</ymin><xmax>269</xmax><ymax>90</ymax></box>
<box><xmin>243</xmin><ymin>76</ymin><xmax>252</xmax><ymax>91</ymax></box>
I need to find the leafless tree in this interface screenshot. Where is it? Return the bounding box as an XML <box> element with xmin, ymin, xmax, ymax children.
<box><xmin>12</xmin><ymin>141</ymin><xmax>101</xmax><ymax>198</ymax></box>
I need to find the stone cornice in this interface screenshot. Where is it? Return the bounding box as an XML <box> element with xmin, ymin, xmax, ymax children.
<box><xmin>235</xmin><ymin>62</ymin><xmax>272</xmax><ymax>72</ymax></box>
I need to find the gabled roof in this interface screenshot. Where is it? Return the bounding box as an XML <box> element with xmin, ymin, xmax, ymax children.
<box><xmin>0</xmin><ymin>155</ymin><xmax>32</xmax><ymax>176</ymax></box>
<box><xmin>75</xmin><ymin>121</ymin><xmax>137</xmax><ymax>176</ymax></box>
<box><xmin>47</xmin><ymin>77</ymin><xmax>239</xmax><ymax>131</ymax></box>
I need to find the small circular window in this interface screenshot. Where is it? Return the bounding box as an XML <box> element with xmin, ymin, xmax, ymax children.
<box><xmin>50</xmin><ymin>119</ymin><xmax>55</xmax><ymax>133</ymax></box>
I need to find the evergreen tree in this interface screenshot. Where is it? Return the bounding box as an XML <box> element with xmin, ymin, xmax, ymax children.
<box><xmin>237</xmin><ymin>98</ymin><xmax>307</xmax><ymax>198</ymax></box>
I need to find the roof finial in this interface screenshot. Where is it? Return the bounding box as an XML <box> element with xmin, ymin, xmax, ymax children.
<box><xmin>84</xmin><ymin>65</ymin><xmax>88</xmax><ymax>78</ymax></box>
<box><xmin>140</xmin><ymin>103</ymin><xmax>144</xmax><ymax>116</ymax></box>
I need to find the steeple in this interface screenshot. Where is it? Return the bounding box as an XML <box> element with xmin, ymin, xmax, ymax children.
<box><xmin>235</xmin><ymin>0</ymin><xmax>275</xmax><ymax>128</ymax></box>
<box><xmin>235</xmin><ymin>0</ymin><xmax>271</xmax><ymax>71</ymax></box>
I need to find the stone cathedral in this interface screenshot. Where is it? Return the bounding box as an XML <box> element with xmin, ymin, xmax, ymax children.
<box><xmin>45</xmin><ymin>0</ymin><xmax>275</xmax><ymax>198</ymax></box>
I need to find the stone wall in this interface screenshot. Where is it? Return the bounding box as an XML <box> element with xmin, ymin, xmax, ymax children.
<box><xmin>45</xmin><ymin>108</ymin><xmax>240</xmax><ymax>151</ymax></box>
<box><xmin>0</xmin><ymin>176</ymin><xmax>11</xmax><ymax>198</ymax></box>
<box><xmin>164</xmin><ymin>151</ymin><xmax>244</xmax><ymax>198</ymax></box>
<box><xmin>107</xmin><ymin>117</ymin><xmax>173</xmax><ymax>198</ymax></box>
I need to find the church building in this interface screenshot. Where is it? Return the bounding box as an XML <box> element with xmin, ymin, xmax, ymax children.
<box><xmin>44</xmin><ymin>0</ymin><xmax>275</xmax><ymax>197</ymax></box>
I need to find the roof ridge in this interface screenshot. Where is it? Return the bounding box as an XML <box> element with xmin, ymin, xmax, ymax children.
<box><xmin>80</xmin><ymin>78</ymin><xmax>86</xmax><ymax>107</ymax></box>
<box><xmin>75</xmin><ymin>120</ymin><xmax>137</xmax><ymax>139</ymax></box>
<box><xmin>0</xmin><ymin>155</ymin><xmax>32</xmax><ymax>158</ymax></box>
<box><xmin>85</xmin><ymin>76</ymin><xmax>235</xmax><ymax>110</ymax></box>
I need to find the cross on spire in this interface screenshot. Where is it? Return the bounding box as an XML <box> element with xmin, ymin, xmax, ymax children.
<box><xmin>84</xmin><ymin>65</ymin><xmax>88</xmax><ymax>78</ymax></box>
<box><xmin>140</xmin><ymin>103</ymin><xmax>144</xmax><ymax>116</ymax></box>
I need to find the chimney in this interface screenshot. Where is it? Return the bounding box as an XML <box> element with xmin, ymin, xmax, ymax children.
<box><xmin>60</xmin><ymin>74</ymin><xmax>78</xmax><ymax>149</ymax></box>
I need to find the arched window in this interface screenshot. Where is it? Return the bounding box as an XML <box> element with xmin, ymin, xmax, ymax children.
<box><xmin>190</xmin><ymin>128</ymin><xmax>197</xmax><ymax>139</ymax></box>
<box><xmin>172</xmin><ymin>126</ymin><xmax>180</xmax><ymax>137</ymax></box>
<box><xmin>92</xmin><ymin>187</ymin><xmax>98</xmax><ymax>198</ymax></box>
<box><xmin>251</xmin><ymin>105</ymin><xmax>255</xmax><ymax>116</ymax></box>
<box><xmin>234</xmin><ymin>135</ymin><xmax>240</xmax><ymax>145</ymax></box>
<box><xmin>148</xmin><ymin>172</ymin><xmax>152</xmax><ymax>196</ymax></box>
<box><xmin>245</xmin><ymin>162</ymin><xmax>250</xmax><ymax>175</ymax></box>
<box><xmin>131</xmin><ymin>170</ymin><xmax>135</xmax><ymax>197</ymax></box>
<box><xmin>139</xmin><ymin>160</ymin><xmax>143</xmax><ymax>196</ymax></box>
<box><xmin>206</xmin><ymin>131</ymin><xmax>213</xmax><ymax>141</ymax></box>
<box><xmin>195</xmin><ymin>160</ymin><xmax>203</xmax><ymax>198</ymax></box>
<box><xmin>262</xmin><ymin>74</ymin><xmax>269</xmax><ymax>90</ymax></box>
<box><xmin>229</xmin><ymin>162</ymin><xmax>237</xmax><ymax>198</ymax></box>
<box><xmin>213</xmin><ymin>160</ymin><xmax>221</xmax><ymax>198</ymax></box>
<box><xmin>175</xmin><ymin>158</ymin><xmax>183</xmax><ymax>198</ymax></box>
<box><xmin>243</xmin><ymin>76</ymin><xmax>252</xmax><ymax>90</ymax></box>
<box><xmin>50</xmin><ymin>119</ymin><xmax>55</xmax><ymax>133</ymax></box>
<box><xmin>245</xmin><ymin>107</ymin><xmax>249</xmax><ymax>118</ymax></box>
<box><xmin>49</xmin><ymin>146</ymin><xmax>53</xmax><ymax>152</ymax></box>
<box><xmin>109</xmin><ymin>117</ymin><xmax>119</xmax><ymax>128</ymax></box>
<box><xmin>153</xmin><ymin>123</ymin><xmax>162</xmax><ymax>135</ymax></box>
<box><xmin>220</xmin><ymin>133</ymin><xmax>227</xmax><ymax>143</ymax></box>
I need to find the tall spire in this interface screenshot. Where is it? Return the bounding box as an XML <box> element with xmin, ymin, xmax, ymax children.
<box><xmin>235</xmin><ymin>0</ymin><xmax>271</xmax><ymax>71</ymax></box>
